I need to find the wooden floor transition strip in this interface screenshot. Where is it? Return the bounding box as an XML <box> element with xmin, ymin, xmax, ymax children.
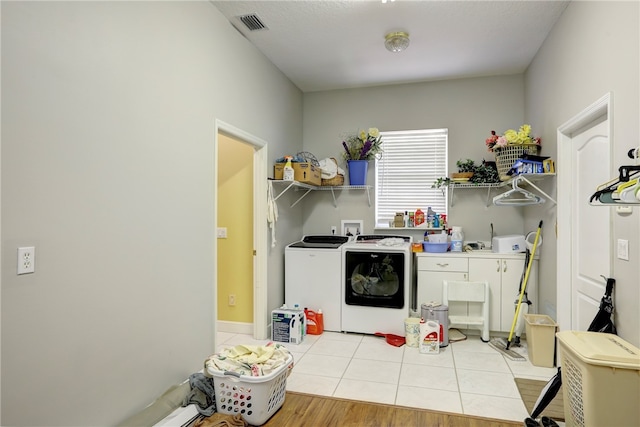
<box><xmin>514</xmin><ymin>377</ymin><xmax>564</xmax><ymax>422</ymax></box>
<box><xmin>259</xmin><ymin>391</ymin><xmax>523</xmax><ymax>427</ymax></box>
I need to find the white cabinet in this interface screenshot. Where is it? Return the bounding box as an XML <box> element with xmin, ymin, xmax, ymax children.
<box><xmin>469</xmin><ymin>257</ymin><xmax>538</xmax><ymax>332</ymax></box>
<box><xmin>415</xmin><ymin>252</ymin><xmax>538</xmax><ymax>333</ymax></box>
<box><xmin>415</xmin><ymin>255</ymin><xmax>467</xmax><ymax>309</ymax></box>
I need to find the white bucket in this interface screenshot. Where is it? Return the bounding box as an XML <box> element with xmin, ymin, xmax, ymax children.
<box><xmin>404</xmin><ymin>318</ymin><xmax>420</xmax><ymax>347</ymax></box>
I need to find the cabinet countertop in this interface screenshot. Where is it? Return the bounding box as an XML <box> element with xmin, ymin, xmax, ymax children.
<box><xmin>414</xmin><ymin>251</ymin><xmax>539</xmax><ymax>259</ymax></box>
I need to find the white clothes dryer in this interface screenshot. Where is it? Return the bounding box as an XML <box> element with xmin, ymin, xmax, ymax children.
<box><xmin>341</xmin><ymin>235</ymin><xmax>412</xmax><ymax>336</ymax></box>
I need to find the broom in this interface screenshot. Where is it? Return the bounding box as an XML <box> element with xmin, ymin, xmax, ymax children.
<box><xmin>489</xmin><ymin>220</ymin><xmax>543</xmax><ymax>361</ymax></box>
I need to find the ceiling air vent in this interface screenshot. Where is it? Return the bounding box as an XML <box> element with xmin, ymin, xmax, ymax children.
<box><xmin>238</xmin><ymin>14</ymin><xmax>268</xmax><ymax>31</ymax></box>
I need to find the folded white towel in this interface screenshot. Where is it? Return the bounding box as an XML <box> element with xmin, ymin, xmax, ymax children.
<box><xmin>318</xmin><ymin>158</ymin><xmax>345</xmax><ymax>179</ymax></box>
<box><xmin>377</xmin><ymin>238</ymin><xmax>407</xmax><ymax>247</ymax></box>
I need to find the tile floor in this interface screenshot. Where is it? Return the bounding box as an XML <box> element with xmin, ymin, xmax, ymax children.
<box><xmin>217</xmin><ymin>331</ymin><xmax>562</xmax><ymax>424</ymax></box>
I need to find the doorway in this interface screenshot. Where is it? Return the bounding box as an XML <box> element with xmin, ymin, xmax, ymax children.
<box><xmin>214</xmin><ymin>120</ymin><xmax>269</xmax><ymax>341</ymax></box>
<box><xmin>557</xmin><ymin>93</ymin><xmax>612</xmax><ymax>332</ymax></box>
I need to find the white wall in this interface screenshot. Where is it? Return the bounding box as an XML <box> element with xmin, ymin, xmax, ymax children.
<box><xmin>1</xmin><ymin>2</ymin><xmax>302</xmax><ymax>425</ymax></box>
<box><xmin>525</xmin><ymin>0</ymin><xmax>640</xmax><ymax>345</ymax></box>
<box><xmin>301</xmin><ymin>75</ymin><xmax>541</xmax><ymax>242</ymax></box>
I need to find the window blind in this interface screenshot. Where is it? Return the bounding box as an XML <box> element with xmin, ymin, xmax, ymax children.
<box><xmin>375</xmin><ymin>129</ymin><xmax>448</xmax><ymax>228</ymax></box>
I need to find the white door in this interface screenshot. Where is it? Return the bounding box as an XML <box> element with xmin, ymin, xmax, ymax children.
<box><xmin>571</xmin><ymin>120</ymin><xmax>611</xmax><ymax>331</ymax></box>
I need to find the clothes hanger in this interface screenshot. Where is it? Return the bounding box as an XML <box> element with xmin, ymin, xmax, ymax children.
<box><xmin>590</xmin><ymin>165</ymin><xmax>640</xmax><ymax>204</ymax></box>
<box><xmin>493</xmin><ymin>179</ymin><xmax>545</xmax><ymax>206</ymax></box>
<box><xmin>616</xmin><ymin>177</ymin><xmax>640</xmax><ymax>202</ymax></box>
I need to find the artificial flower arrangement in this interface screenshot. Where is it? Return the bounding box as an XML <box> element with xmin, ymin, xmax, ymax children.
<box><xmin>342</xmin><ymin>128</ymin><xmax>383</xmax><ymax>161</ymax></box>
<box><xmin>485</xmin><ymin>124</ymin><xmax>541</xmax><ymax>152</ymax></box>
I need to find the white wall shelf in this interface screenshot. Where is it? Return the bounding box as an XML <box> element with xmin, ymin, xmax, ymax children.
<box><xmin>270</xmin><ymin>179</ymin><xmax>372</xmax><ymax>207</ymax></box>
<box><xmin>447</xmin><ymin>173</ymin><xmax>556</xmax><ymax>207</ymax></box>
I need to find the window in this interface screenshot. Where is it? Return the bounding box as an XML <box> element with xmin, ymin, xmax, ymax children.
<box><xmin>375</xmin><ymin>128</ymin><xmax>448</xmax><ymax>228</ymax></box>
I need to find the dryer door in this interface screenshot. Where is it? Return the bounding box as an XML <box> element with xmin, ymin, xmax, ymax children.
<box><xmin>344</xmin><ymin>250</ymin><xmax>405</xmax><ymax>309</ymax></box>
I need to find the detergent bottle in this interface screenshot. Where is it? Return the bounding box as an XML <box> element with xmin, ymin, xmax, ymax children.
<box><xmin>316</xmin><ymin>309</ymin><xmax>324</xmax><ymax>334</ymax></box>
<box><xmin>414</xmin><ymin>208</ymin><xmax>424</xmax><ymax>227</ymax></box>
<box><xmin>304</xmin><ymin>308</ymin><xmax>324</xmax><ymax>335</ymax></box>
<box><xmin>426</xmin><ymin>207</ymin><xmax>436</xmax><ymax>227</ymax></box>
<box><xmin>283</xmin><ymin>156</ymin><xmax>295</xmax><ymax>181</ymax></box>
<box><xmin>451</xmin><ymin>226</ymin><xmax>464</xmax><ymax>252</ymax></box>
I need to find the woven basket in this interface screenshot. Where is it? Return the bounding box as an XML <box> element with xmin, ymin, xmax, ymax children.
<box><xmin>321</xmin><ymin>158</ymin><xmax>344</xmax><ymax>186</ymax></box>
<box><xmin>495</xmin><ymin>144</ymin><xmax>541</xmax><ymax>181</ymax></box>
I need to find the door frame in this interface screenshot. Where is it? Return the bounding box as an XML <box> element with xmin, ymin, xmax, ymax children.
<box><xmin>556</xmin><ymin>92</ymin><xmax>612</xmax><ymax>333</ymax></box>
<box><xmin>214</xmin><ymin>119</ymin><xmax>269</xmax><ymax>341</ymax></box>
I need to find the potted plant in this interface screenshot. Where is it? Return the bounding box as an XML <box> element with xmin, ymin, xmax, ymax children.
<box><xmin>452</xmin><ymin>159</ymin><xmax>475</xmax><ymax>181</ymax></box>
<box><xmin>341</xmin><ymin>127</ymin><xmax>383</xmax><ymax>185</ymax></box>
<box><xmin>468</xmin><ymin>160</ymin><xmax>500</xmax><ymax>184</ymax></box>
<box><xmin>432</xmin><ymin>159</ymin><xmax>500</xmax><ymax>188</ymax></box>
<box><xmin>432</xmin><ymin>176</ymin><xmax>451</xmax><ymax>189</ymax></box>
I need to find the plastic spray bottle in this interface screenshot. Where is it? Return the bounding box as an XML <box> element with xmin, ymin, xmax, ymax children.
<box><xmin>283</xmin><ymin>156</ymin><xmax>294</xmax><ymax>181</ymax></box>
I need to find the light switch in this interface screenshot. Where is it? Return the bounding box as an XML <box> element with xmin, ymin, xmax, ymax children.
<box><xmin>217</xmin><ymin>227</ymin><xmax>228</xmax><ymax>239</ymax></box>
<box><xmin>617</xmin><ymin>239</ymin><xmax>629</xmax><ymax>261</ymax></box>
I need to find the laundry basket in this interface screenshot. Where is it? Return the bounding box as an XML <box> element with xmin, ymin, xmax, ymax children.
<box><xmin>495</xmin><ymin>144</ymin><xmax>540</xmax><ymax>180</ymax></box>
<box><xmin>208</xmin><ymin>353</ymin><xmax>293</xmax><ymax>426</ymax></box>
<box><xmin>556</xmin><ymin>331</ymin><xmax>640</xmax><ymax>427</ymax></box>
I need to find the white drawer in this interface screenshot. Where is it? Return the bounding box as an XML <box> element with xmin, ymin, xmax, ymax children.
<box><xmin>417</xmin><ymin>256</ymin><xmax>468</xmax><ymax>272</ymax></box>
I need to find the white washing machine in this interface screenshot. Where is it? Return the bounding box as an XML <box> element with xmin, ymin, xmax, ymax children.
<box><xmin>341</xmin><ymin>235</ymin><xmax>413</xmax><ymax>336</ymax></box>
<box><xmin>285</xmin><ymin>235</ymin><xmax>350</xmax><ymax>332</ymax></box>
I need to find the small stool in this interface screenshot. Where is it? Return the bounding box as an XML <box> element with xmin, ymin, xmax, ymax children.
<box><xmin>442</xmin><ymin>280</ymin><xmax>490</xmax><ymax>342</ymax></box>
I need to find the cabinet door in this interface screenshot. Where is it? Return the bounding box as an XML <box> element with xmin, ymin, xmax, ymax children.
<box><xmin>500</xmin><ymin>259</ymin><xmax>538</xmax><ymax>331</ymax></box>
<box><xmin>417</xmin><ymin>271</ymin><xmax>467</xmax><ymax>308</ymax></box>
<box><xmin>470</xmin><ymin>257</ymin><xmax>539</xmax><ymax>332</ymax></box>
<box><xmin>468</xmin><ymin>258</ymin><xmax>502</xmax><ymax>332</ymax></box>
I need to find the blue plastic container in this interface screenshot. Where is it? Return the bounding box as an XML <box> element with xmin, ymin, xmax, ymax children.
<box><xmin>422</xmin><ymin>242</ymin><xmax>450</xmax><ymax>253</ymax></box>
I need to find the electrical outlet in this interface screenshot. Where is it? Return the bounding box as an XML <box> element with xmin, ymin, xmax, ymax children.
<box><xmin>331</xmin><ymin>226</ymin><xmax>337</xmax><ymax>235</ymax></box>
<box><xmin>228</xmin><ymin>294</ymin><xmax>236</xmax><ymax>306</ymax></box>
<box><xmin>17</xmin><ymin>246</ymin><xmax>35</xmax><ymax>275</ymax></box>
<box><xmin>217</xmin><ymin>227</ymin><xmax>227</xmax><ymax>239</ymax></box>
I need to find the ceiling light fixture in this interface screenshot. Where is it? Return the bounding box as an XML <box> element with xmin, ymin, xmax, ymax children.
<box><xmin>384</xmin><ymin>31</ymin><xmax>410</xmax><ymax>53</ymax></box>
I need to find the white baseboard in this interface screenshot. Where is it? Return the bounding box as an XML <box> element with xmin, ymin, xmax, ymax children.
<box><xmin>217</xmin><ymin>320</ymin><xmax>253</xmax><ymax>335</ymax></box>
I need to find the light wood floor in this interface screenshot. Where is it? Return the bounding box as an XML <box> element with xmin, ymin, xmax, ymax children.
<box><xmin>262</xmin><ymin>392</ymin><xmax>523</xmax><ymax>427</ymax></box>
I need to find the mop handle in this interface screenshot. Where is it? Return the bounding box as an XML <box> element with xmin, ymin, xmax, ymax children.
<box><xmin>507</xmin><ymin>221</ymin><xmax>543</xmax><ymax>344</ymax></box>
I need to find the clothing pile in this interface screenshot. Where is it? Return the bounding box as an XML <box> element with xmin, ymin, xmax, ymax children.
<box><xmin>205</xmin><ymin>342</ymin><xmax>292</xmax><ymax>377</ymax></box>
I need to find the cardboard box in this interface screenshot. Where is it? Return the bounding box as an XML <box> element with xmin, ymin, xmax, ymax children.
<box><xmin>271</xmin><ymin>308</ymin><xmax>305</xmax><ymax>344</ymax></box>
<box><xmin>274</xmin><ymin>162</ymin><xmax>321</xmax><ymax>186</ymax></box>
<box><xmin>512</xmin><ymin>159</ymin><xmax>544</xmax><ymax>175</ymax></box>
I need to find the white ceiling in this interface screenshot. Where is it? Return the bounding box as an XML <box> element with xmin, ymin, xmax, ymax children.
<box><xmin>211</xmin><ymin>0</ymin><xmax>569</xmax><ymax>93</ymax></box>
